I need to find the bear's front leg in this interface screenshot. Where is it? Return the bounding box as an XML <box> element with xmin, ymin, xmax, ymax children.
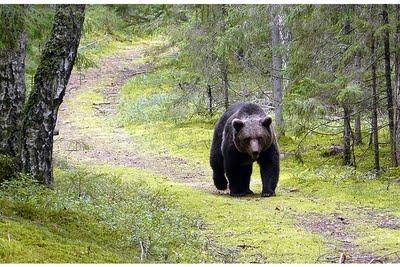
<box><xmin>258</xmin><ymin>149</ymin><xmax>280</xmax><ymax>197</ymax></box>
<box><xmin>225</xmin><ymin>164</ymin><xmax>253</xmax><ymax>197</ymax></box>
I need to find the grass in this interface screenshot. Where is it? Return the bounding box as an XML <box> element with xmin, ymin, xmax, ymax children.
<box><xmin>0</xmin><ymin>166</ymin><xmax>216</xmax><ymax>263</ymax></box>
<box><xmin>89</xmin><ymin>164</ymin><xmax>327</xmax><ymax>263</ymax></box>
<box><xmin>0</xmin><ymin>175</ymin><xmax>138</xmax><ymax>263</ymax></box>
<box><xmin>117</xmin><ymin>38</ymin><xmax>400</xmax><ymax>262</ymax></box>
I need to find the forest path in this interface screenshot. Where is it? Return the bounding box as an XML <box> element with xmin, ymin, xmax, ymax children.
<box><xmin>55</xmin><ymin>41</ymin><xmax>215</xmax><ymax>193</ymax></box>
<box><xmin>54</xmin><ymin>41</ymin><xmax>399</xmax><ymax>264</ymax></box>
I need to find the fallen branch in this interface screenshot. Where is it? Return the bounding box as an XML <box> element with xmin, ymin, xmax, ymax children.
<box><xmin>92</xmin><ymin>102</ymin><xmax>111</xmax><ymax>105</ymax></box>
<box><xmin>79</xmin><ymin>34</ymin><xmax>109</xmax><ymax>50</ymax></box>
<box><xmin>139</xmin><ymin>241</ymin><xmax>147</xmax><ymax>261</ymax></box>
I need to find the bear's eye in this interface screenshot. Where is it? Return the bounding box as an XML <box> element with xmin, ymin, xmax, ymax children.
<box><xmin>244</xmin><ymin>137</ymin><xmax>251</xmax><ymax>143</ymax></box>
<box><xmin>257</xmin><ymin>137</ymin><xmax>263</xmax><ymax>143</ymax></box>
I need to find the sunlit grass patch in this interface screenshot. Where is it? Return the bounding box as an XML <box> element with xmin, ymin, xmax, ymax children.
<box><xmin>125</xmin><ymin>121</ymin><xmax>213</xmax><ymax>165</ymax></box>
<box><xmin>90</xmin><ymin>164</ymin><xmax>328</xmax><ymax>263</ymax></box>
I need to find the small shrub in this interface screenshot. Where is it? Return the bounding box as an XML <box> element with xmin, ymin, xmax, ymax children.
<box><xmin>0</xmin><ymin>154</ymin><xmax>16</xmax><ymax>183</ymax></box>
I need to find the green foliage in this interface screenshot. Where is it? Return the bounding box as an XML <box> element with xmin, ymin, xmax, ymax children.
<box><xmin>336</xmin><ymin>83</ymin><xmax>363</xmax><ymax>105</ymax></box>
<box><xmin>3</xmin><ymin>5</ymin><xmax>400</xmax><ymax>263</ymax></box>
<box><xmin>112</xmin><ymin>5</ymin><xmax>174</xmax><ymax>36</ymax></box>
<box><xmin>75</xmin><ymin>51</ymin><xmax>97</xmax><ymax>72</ymax></box>
<box><xmin>289</xmin><ymin>77</ymin><xmax>320</xmax><ymax>97</ymax></box>
<box><xmin>171</xmin><ymin>5</ymin><xmax>241</xmax><ymax>108</ymax></box>
<box><xmin>83</xmin><ymin>5</ymin><xmax>127</xmax><ymax>38</ymax></box>
<box><xmin>0</xmin><ymin>6</ymin><xmax>25</xmax><ymax>54</ymax></box>
<box><xmin>25</xmin><ymin>6</ymin><xmax>55</xmax><ymax>78</ymax></box>
<box><xmin>120</xmin><ymin>43</ymin><xmax>218</xmax><ymax>123</ymax></box>
<box><xmin>0</xmin><ymin>167</ymin><xmax>213</xmax><ymax>263</ymax></box>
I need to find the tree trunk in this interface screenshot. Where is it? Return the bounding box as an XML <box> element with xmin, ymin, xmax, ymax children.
<box><xmin>371</xmin><ymin>33</ymin><xmax>380</xmax><ymax>172</ymax></box>
<box><xmin>269</xmin><ymin>6</ymin><xmax>285</xmax><ymax>137</ymax></box>
<box><xmin>395</xmin><ymin>5</ymin><xmax>400</xmax><ymax>164</ymax></box>
<box><xmin>220</xmin><ymin>5</ymin><xmax>229</xmax><ymax>110</ymax></box>
<box><xmin>382</xmin><ymin>5</ymin><xmax>397</xmax><ymax>167</ymax></box>
<box><xmin>222</xmin><ymin>63</ymin><xmax>229</xmax><ymax>110</ymax></box>
<box><xmin>354</xmin><ymin>50</ymin><xmax>362</xmax><ymax>145</ymax></box>
<box><xmin>207</xmin><ymin>84</ymin><xmax>213</xmax><ymax>116</ymax></box>
<box><xmin>343</xmin><ymin>105</ymin><xmax>353</xmax><ymax>166</ymax></box>
<box><xmin>342</xmin><ymin>18</ymin><xmax>353</xmax><ymax>166</ymax></box>
<box><xmin>0</xmin><ymin>8</ymin><xmax>26</xmax><ymax>157</ymax></box>
<box><xmin>20</xmin><ymin>5</ymin><xmax>85</xmax><ymax>185</ymax></box>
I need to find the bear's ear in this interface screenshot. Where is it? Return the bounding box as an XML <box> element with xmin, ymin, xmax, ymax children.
<box><xmin>261</xmin><ymin>117</ymin><xmax>272</xmax><ymax>128</ymax></box>
<box><xmin>232</xmin><ymin>119</ymin><xmax>245</xmax><ymax>132</ymax></box>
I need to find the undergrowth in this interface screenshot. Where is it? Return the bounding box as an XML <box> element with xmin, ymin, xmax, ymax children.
<box><xmin>0</xmin><ymin>166</ymin><xmax>214</xmax><ymax>263</ymax></box>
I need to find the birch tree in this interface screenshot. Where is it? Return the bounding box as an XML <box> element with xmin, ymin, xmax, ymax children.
<box><xmin>21</xmin><ymin>5</ymin><xmax>85</xmax><ymax>185</ymax></box>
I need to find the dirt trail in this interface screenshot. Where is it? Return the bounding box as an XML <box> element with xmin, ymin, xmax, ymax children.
<box><xmin>55</xmin><ymin>44</ymin><xmax>217</xmax><ymax>193</ymax></box>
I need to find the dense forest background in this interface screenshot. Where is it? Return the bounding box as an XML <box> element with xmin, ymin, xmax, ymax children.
<box><xmin>0</xmin><ymin>4</ymin><xmax>399</xmax><ymax>263</ymax></box>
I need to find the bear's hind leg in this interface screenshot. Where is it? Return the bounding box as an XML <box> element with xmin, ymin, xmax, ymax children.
<box><xmin>210</xmin><ymin>150</ymin><xmax>227</xmax><ymax>190</ymax></box>
<box><xmin>212</xmin><ymin>166</ymin><xmax>227</xmax><ymax>190</ymax></box>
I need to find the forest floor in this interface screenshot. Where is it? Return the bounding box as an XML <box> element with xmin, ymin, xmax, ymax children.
<box><xmin>53</xmin><ymin>37</ymin><xmax>400</xmax><ymax>263</ymax></box>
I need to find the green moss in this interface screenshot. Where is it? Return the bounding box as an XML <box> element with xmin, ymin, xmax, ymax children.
<box><xmin>0</xmin><ymin>200</ymin><xmax>137</xmax><ymax>263</ymax></box>
<box><xmin>0</xmin><ymin>166</ymin><xmax>217</xmax><ymax>263</ymax></box>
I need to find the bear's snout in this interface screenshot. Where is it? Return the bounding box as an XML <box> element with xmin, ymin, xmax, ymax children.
<box><xmin>250</xmin><ymin>139</ymin><xmax>261</xmax><ymax>159</ymax></box>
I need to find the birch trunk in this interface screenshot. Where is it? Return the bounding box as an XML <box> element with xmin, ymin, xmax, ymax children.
<box><xmin>21</xmin><ymin>5</ymin><xmax>85</xmax><ymax>185</ymax></box>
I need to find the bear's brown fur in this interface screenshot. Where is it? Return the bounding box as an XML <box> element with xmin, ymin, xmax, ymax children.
<box><xmin>210</xmin><ymin>102</ymin><xmax>280</xmax><ymax>197</ymax></box>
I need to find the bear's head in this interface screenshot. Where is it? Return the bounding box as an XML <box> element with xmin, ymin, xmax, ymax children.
<box><xmin>232</xmin><ymin>116</ymin><xmax>274</xmax><ymax>160</ymax></box>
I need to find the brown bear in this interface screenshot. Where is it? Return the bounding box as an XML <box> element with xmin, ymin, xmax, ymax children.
<box><xmin>210</xmin><ymin>102</ymin><xmax>279</xmax><ymax>197</ymax></box>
